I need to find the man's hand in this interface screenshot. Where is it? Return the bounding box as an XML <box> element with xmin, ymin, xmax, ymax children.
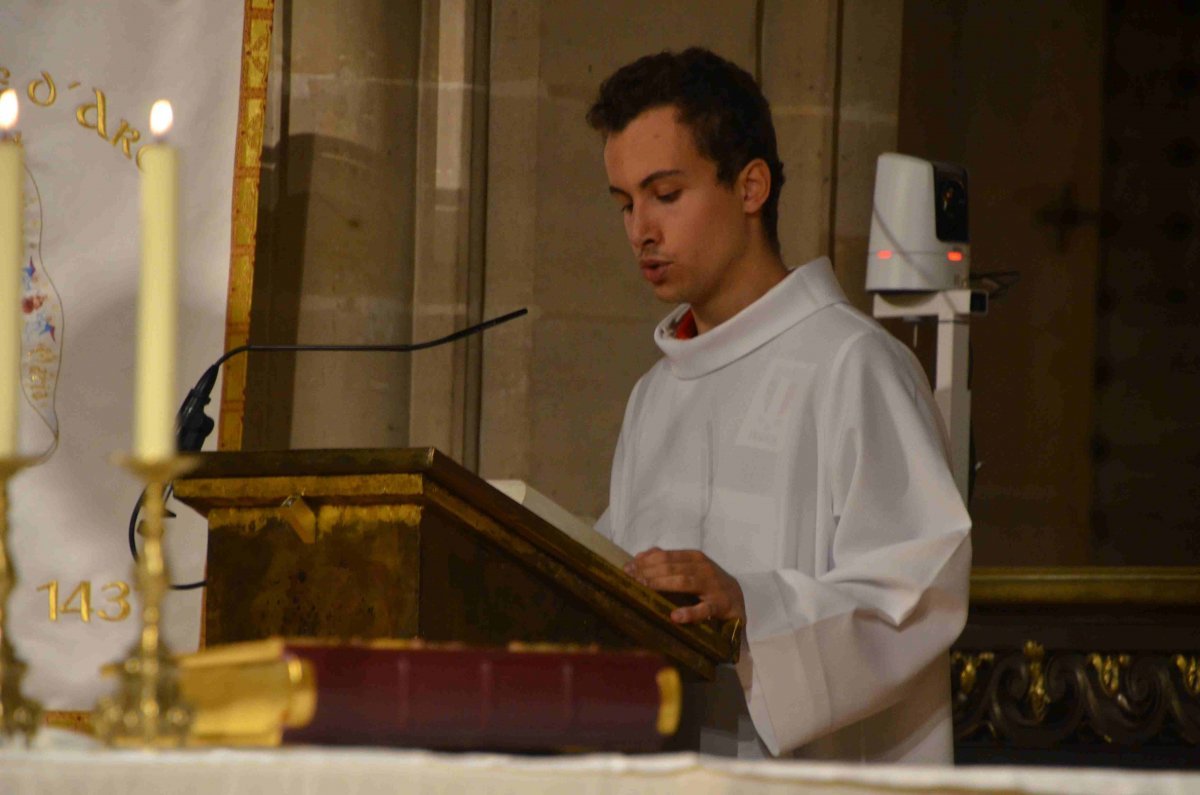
<box><xmin>624</xmin><ymin>547</ymin><xmax>746</xmax><ymax>625</ymax></box>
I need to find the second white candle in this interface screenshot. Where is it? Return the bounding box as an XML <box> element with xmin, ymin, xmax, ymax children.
<box><xmin>134</xmin><ymin>101</ymin><xmax>178</xmax><ymax>462</ymax></box>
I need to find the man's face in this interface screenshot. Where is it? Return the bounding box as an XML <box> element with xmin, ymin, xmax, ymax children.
<box><xmin>603</xmin><ymin>106</ymin><xmax>751</xmax><ymax>312</ymax></box>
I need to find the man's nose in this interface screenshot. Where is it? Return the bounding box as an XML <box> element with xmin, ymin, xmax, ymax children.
<box><xmin>628</xmin><ymin>204</ymin><xmax>659</xmax><ymax>249</ymax></box>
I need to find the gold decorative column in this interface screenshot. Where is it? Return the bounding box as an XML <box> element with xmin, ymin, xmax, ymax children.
<box><xmin>92</xmin><ymin>458</ymin><xmax>194</xmax><ymax>747</ymax></box>
<box><xmin>0</xmin><ymin>460</ymin><xmax>43</xmax><ymax>743</ymax></box>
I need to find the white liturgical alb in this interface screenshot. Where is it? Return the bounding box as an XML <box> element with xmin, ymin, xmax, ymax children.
<box><xmin>596</xmin><ymin>257</ymin><xmax>972</xmax><ymax>763</ymax></box>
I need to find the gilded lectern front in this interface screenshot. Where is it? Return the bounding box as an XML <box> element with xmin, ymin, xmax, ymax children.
<box><xmin>172</xmin><ymin>448</ymin><xmax>736</xmax><ymax>680</ymax></box>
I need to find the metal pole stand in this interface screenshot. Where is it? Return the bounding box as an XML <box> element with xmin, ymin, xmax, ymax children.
<box><xmin>873</xmin><ymin>289</ymin><xmax>988</xmax><ymax>503</ymax></box>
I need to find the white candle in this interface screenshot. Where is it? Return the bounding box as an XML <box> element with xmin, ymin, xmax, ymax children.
<box><xmin>134</xmin><ymin>100</ymin><xmax>178</xmax><ymax>461</ymax></box>
<box><xmin>0</xmin><ymin>89</ymin><xmax>22</xmax><ymax>458</ymax></box>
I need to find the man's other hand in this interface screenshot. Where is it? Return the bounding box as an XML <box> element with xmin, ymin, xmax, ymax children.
<box><xmin>624</xmin><ymin>547</ymin><xmax>746</xmax><ymax>625</ymax></box>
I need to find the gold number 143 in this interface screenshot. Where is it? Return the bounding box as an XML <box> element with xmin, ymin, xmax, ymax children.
<box><xmin>36</xmin><ymin>581</ymin><xmax>132</xmax><ymax>622</ymax></box>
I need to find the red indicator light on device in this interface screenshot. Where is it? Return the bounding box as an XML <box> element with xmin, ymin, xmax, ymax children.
<box><xmin>878</xmin><ymin>250</ymin><xmax>893</xmax><ymax>260</ymax></box>
<box><xmin>947</xmin><ymin>251</ymin><xmax>963</xmax><ymax>262</ymax></box>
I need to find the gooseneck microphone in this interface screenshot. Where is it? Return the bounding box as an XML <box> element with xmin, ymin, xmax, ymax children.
<box><xmin>128</xmin><ymin>307</ymin><xmax>529</xmax><ymax>590</ymax></box>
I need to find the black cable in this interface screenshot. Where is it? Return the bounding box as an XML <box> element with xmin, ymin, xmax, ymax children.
<box><xmin>127</xmin><ymin>307</ymin><xmax>529</xmax><ymax>590</ymax></box>
<box><xmin>211</xmin><ymin>306</ymin><xmax>529</xmax><ymax>372</ymax></box>
<box><xmin>127</xmin><ymin>488</ymin><xmax>144</xmax><ymax>562</ymax></box>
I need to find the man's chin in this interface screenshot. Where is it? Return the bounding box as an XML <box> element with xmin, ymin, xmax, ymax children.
<box><xmin>651</xmin><ymin>282</ymin><xmax>686</xmax><ymax>305</ymax></box>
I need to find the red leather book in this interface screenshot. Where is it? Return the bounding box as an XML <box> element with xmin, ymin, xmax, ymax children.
<box><xmin>279</xmin><ymin>641</ymin><xmax>680</xmax><ymax>752</ymax></box>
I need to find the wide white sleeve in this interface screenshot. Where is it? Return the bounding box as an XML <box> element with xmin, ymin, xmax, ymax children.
<box><xmin>735</xmin><ymin>330</ymin><xmax>972</xmax><ymax>756</ymax></box>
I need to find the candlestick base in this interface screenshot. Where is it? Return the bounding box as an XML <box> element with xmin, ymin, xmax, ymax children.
<box><xmin>92</xmin><ymin>647</ymin><xmax>192</xmax><ymax>748</ymax></box>
<box><xmin>92</xmin><ymin>454</ymin><xmax>197</xmax><ymax>748</ymax></box>
<box><xmin>0</xmin><ymin>458</ymin><xmax>45</xmax><ymax>745</ymax></box>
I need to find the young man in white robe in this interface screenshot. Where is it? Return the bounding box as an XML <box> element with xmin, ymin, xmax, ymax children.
<box><xmin>587</xmin><ymin>48</ymin><xmax>972</xmax><ymax>763</ymax></box>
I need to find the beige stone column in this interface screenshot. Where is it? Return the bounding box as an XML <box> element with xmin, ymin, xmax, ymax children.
<box><xmin>761</xmin><ymin>0</ymin><xmax>841</xmax><ymax>267</ymax></box>
<box><xmin>477</xmin><ymin>0</ymin><xmax>541</xmax><ymax>483</ymax></box>
<box><xmin>245</xmin><ymin>0</ymin><xmax>424</xmax><ymax>450</ymax></box>
<box><xmin>830</xmin><ymin>0</ymin><xmax>905</xmax><ymax>313</ymax></box>
<box><xmin>475</xmin><ymin>0</ymin><xmax>907</xmax><ymax>518</ymax></box>
<box><xmin>408</xmin><ymin>0</ymin><xmax>488</xmax><ymax>463</ymax></box>
<box><xmin>479</xmin><ymin>1</ymin><xmax>760</xmax><ymax>519</ymax></box>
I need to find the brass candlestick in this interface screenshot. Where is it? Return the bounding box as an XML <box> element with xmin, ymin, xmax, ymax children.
<box><xmin>0</xmin><ymin>457</ymin><xmax>43</xmax><ymax>744</ymax></box>
<box><xmin>92</xmin><ymin>456</ymin><xmax>195</xmax><ymax>747</ymax></box>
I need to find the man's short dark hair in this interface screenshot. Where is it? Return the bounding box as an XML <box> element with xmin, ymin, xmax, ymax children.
<box><xmin>587</xmin><ymin>47</ymin><xmax>786</xmax><ymax>255</ymax></box>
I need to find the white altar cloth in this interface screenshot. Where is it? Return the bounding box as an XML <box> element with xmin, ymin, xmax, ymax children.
<box><xmin>1</xmin><ymin>745</ymin><xmax>1197</xmax><ymax>795</ymax></box>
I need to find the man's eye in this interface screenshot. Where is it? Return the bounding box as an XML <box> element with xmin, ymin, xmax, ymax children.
<box><xmin>657</xmin><ymin>190</ymin><xmax>681</xmax><ymax>204</ymax></box>
<box><xmin>620</xmin><ymin>203</ymin><xmax>633</xmax><ymax>214</ymax></box>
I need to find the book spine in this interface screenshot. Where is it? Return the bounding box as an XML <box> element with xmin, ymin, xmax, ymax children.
<box><xmin>283</xmin><ymin>645</ymin><xmax>678</xmax><ymax>752</ymax></box>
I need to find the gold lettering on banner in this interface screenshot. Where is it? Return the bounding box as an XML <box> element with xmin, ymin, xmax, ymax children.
<box><xmin>27</xmin><ymin>71</ymin><xmax>57</xmax><ymax>107</ymax></box>
<box><xmin>61</xmin><ymin>582</ymin><xmax>92</xmax><ymax>623</ymax></box>
<box><xmin>37</xmin><ymin>581</ymin><xmax>59</xmax><ymax>622</ymax></box>
<box><xmin>75</xmin><ymin>89</ymin><xmax>108</xmax><ymax>140</ymax></box>
<box><xmin>109</xmin><ymin>120</ymin><xmax>141</xmax><ymax>159</ymax></box>
<box><xmin>35</xmin><ymin>580</ymin><xmax>132</xmax><ymax>623</ymax></box>
<box><xmin>97</xmin><ymin>581</ymin><xmax>132</xmax><ymax>622</ymax></box>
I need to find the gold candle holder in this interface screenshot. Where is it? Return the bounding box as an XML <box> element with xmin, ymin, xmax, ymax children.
<box><xmin>0</xmin><ymin>457</ymin><xmax>43</xmax><ymax>744</ymax></box>
<box><xmin>92</xmin><ymin>455</ymin><xmax>196</xmax><ymax>747</ymax></box>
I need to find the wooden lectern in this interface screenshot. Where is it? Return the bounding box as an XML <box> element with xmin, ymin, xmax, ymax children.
<box><xmin>172</xmin><ymin>448</ymin><xmax>737</xmax><ymax>679</ymax></box>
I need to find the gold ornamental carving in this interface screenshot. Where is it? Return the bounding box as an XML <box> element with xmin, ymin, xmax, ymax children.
<box><xmin>950</xmin><ymin>650</ymin><xmax>993</xmax><ymax>698</ymax></box>
<box><xmin>1087</xmin><ymin>653</ymin><xmax>1130</xmax><ymax>699</ymax></box>
<box><xmin>954</xmin><ymin>644</ymin><xmax>1200</xmax><ymax>748</ymax></box>
<box><xmin>1022</xmin><ymin>640</ymin><xmax>1048</xmax><ymax>722</ymax></box>
<box><xmin>1176</xmin><ymin>655</ymin><xmax>1200</xmax><ymax>698</ymax></box>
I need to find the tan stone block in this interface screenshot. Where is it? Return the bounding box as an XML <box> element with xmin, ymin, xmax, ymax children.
<box><xmin>836</xmin><ymin>0</ymin><xmax>904</xmax><ymax>108</ymax></box>
<box><xmin>533</xmin><ymin>97</ymin><xmax>666</xmax><ymax>321</ymax></box>
<box><xmin>290</xmin><ymin>0</ymin><xmax>423</xmax><ymax>79</ymax></box>
<box><xmin>522</xmin><ymin>314</ymin><xmax>663</xmax><ymax>519</ymax></box>
<box><xmin>760</xmin><ymin>0</ymin><xmax>838</xmax><ymax>106</ymax></box>
<box><xmin>775</xmin><ymin>113</ymin><xmax>833</xmax><ymax>265</ymax></box>
<box><xmin>538</xmin><ymin>0</ymin><xmax>757</xmax><ymax>97</ymax></box>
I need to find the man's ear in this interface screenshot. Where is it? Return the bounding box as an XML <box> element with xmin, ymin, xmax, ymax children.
<box><xmin>738</xmin><ymin>158</ymin><xmax>771</xmax><ymax>215</ymax></box>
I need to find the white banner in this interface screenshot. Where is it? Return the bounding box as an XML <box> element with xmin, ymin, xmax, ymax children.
<box><xmin>0</xmin><ymin>0</ymin><xmax>245</xmax><ymax>709</ymax></box>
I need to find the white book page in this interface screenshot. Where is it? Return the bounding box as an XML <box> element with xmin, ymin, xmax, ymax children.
<box><xmin>487</xmin><ymin>480</ymin><xmax>633</xmax><ymax>568</ymax></box>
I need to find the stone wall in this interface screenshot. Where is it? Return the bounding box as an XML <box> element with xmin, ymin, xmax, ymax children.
<box><xmin>243</xmin><ymin>0</ymin><xmax>424</xmax><ymax>451</ymax></box>
<box><xmin>244</xmin><ymin>2</ymin><xmax>1187</xmax><ymax>567</ymax></box>
<box><xmin>239</xmin><ymin>0</ymin><xmax>908</xmax><ymax>525</ymax></box>
<box><xmin>478</xmin><ymin>0</ymin><xmax>894</xmax><ymax>523</ymax></box>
